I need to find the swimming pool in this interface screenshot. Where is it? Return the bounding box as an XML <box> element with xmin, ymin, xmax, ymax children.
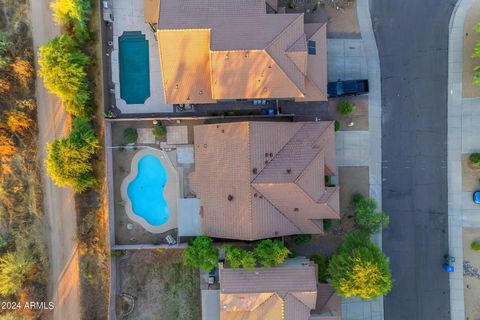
<box><xmin>118</xmin><ymin>31</ymin><xmax>151</xmax><ymax>104</ymax></box>
<box><xmin>127</xmin><ymin>155</ymin><xmax>170</xmax><ymax>226</ymax></box>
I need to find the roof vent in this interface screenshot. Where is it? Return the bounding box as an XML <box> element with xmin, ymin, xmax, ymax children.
<box><xmin>264</xmin><ymin>160</ymin><xmax>268</xmax><ymax>164</ymax></box>
<box><xmin>286</xmin><ymin>169</ymin><xmax>292</xmax><ymax>174</ymax></box>
<box><xmin>203</xmin><ymin>144</ymin><xmax>207</xmax><ymax>148</ymax></box>
<box><xmin>227</xmin><ymin>195</ymin><xmax>234</xmax><ymax>201</ymax></box>
<box><xmin>244</xmin><ymin>52</ymin><xmax>249</xmax><ymax>58</ymax></box>
<box><xmin>199</xmin><ymin>90</ymin><xmax>203</xmax><ymax>95</ymax></box>
<box><xmin>175</xmin><ymin>84</ymin><xmax>179</xmax><ymax>89</ymax></box>
<box><xmin>252</xmin><ymin>168</ymin><xmax>257</xmax><ymax>174</ymax></box>
<box><xmin>269</xmin><ymin>153</ymin><xmax>273</xmax><ymax>157</ymax></box>
<box><xmin>294</xmin><ymin>208</ymin><xmax>299</xmax><ymax>212</ymax></box>
<box><xmin>253</xmin><ymin>193</ymin><xmax>258</xmax><ymax>198</ymax></box>
<box><xmin>275</xmin><ymin>231</ymin><xmax>279</xmax><ymax>235</ymax></box>
<box><xmin>221</xmin><ymin>129</ymin><xmax>225</xmax><ymax>133</ymax></box>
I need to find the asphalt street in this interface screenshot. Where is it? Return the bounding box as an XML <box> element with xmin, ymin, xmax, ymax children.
<box><xmin>370</xmin><ymin>0</ymin><xmax>457</xmax><ymax>319</ymax></box>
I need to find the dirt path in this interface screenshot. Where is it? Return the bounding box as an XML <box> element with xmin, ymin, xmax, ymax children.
<box><xmin>30</xmin><ymin>1</ymin><xmax>81</xmax><ymax>319</ymax></box>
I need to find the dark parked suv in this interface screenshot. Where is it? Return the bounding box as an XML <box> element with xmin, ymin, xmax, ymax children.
<box><xmin>327</xmin><ymin>79</ymin><xmax>369</xmax><ymax>97</ymax></box>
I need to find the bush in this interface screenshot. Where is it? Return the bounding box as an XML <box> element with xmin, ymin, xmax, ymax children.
<box><xmin>183</xmin><ymin>235</ymin><xmax>218</xmax><ymax>272</ymax></box>
<box><xmin>7</xmin><ymin>110</ymin><xmax>33</xmax><ymax>135</ymax></box>
<box><xmin>472</xmin><ymin>241</ymin><xmax>480</xmax><ymax>251</ymax></box>
<box><xmin>323</xmin><ymin>219</ymin><xmax>333</xmax><ymax>232</ymax></box>
<box><xmin>152</xmin><ymin>125</ymin><xmax>167</xmax><ymax>140</ymax></box>
<box><xmin>253</xmin><ymin>239</ymin><xmax>290</xmax><ymax>268</ymax></box>
<box><xmin>123</xmin><ymin>128</ymin><xmax>138</xmax><ymax>144</ymax></box>
<box><xmin>311</xmin><ymin>254</ymin><xmax>328</xmax><ymax>283</ymax></box>
<box><xmin>11</xmin><ymin>59</ymin><xmax>34</xmax><ymax>88</ymax></box>
<box><xmin>334</xmin><ymin>120</ymin><xmax>340</xmax><ymax>131</ymax></box>
<box><xmin>470</xmin><ymin>153</ymin><xmax>480</xmax><ymax>166</ymax></box>
<box><xmin>294</xmin><ymin>234</ymin><xmax>312</xmax><ymax>246</ymax></box>
<box><xmin>38</xmin><ymin>35</ymin><xmax>93</xmax><ymax>118</ymax></box>
<box><xmin>224</xmin><ymin>245</ymin><xmax>256</xmax><ymax>270</ymax></box>
<box><xmin>338</xmin><ymin>100</ymin><xmax>354</xmax><ymax>115</ymax></box>
<box><xmin>474</xmin><ymin>22</ymin><xmax>480</xmax><ymax>86</ymax></box>
<box><xmin>0</xmin><ymin>131</ymin><xmax>17</xmax><ymax>156</ymax></box>
<box><xmin>327</xmin><ymin>232</ymin><xmax>392</xmax><ymax>299</ymax></box>
<box><xmin>50</xmin><ymin>0</ymin><xmax>93</xmax><ymax>43</ymax></box>
<box><xmin>0</xmin><ymin>251</ymin><xmax>35</xmax><ymax>296</ymax></box>
<box><xmin>0</xmin><ymin>31</ymin><xmax>12</xmax><ymax>56</ymax></box>
<box><xmin>353</xmin><ymin>194</ymin><xmax>389</xmax><ymax>234</ymax></box>
<box><xmin>46</xmin><ymin>118</ymin><xmax>99</xmax><ymax>192</ymax></box>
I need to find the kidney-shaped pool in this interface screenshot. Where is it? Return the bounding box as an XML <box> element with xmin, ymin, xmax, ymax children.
<box><xmin>128</xmin><ymin>155</ymin><xmax>169</xmax><ymax>226</ymax></box>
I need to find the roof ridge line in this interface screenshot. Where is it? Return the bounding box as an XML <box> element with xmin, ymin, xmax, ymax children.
<box><xmin>251</xmin><ymin>185</ymin><xmax>302</xmax><ymax>235</ymax></box>
<box><xmin>266</xmin><ymin>13</ymin><xmax>304</xmax><ymax>49</ymax></box>
<box><xmin>247</xmin><ymin>122</ymin><xmax>254</xmax><ymax>240</ymax></box>
<box><xmin>252</xmin><ymin>123</ymin><xmax>305</xmax><ymax>182</ymax></box>
<box><xmin>263</xmin><ymin>50</ymin><xmax>306</xmax><ymax>97</ymax></box>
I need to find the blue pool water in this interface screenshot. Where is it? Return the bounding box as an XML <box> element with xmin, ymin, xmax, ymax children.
<box><xmin>127</xmin><ymin>155</ymin><xmax>170</xmax><ymax>226</ymax></box>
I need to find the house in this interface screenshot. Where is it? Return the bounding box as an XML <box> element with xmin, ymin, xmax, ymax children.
<box><xmin>207</xmin><ymin>257</ymin><xmax>341</xmax><ymax>320</ymax></box>
<box><xmin>150</xmin><ymin>0</ymin><xmax>327</xmax><ymax>104</ymax></box>
<box><xmin>190</xmin><ymin>121</ymin><xmax>339</xmax><ymax>241</ymax></box>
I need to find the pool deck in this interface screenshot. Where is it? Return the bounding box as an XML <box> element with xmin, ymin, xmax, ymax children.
<box><xmin>121</xmin><ymin>148</ymin><xmax>179</xmax><ymax>233</ymax></box>
<box><xmin>111</xmin><ymin>0</ymin><xmax>173</xmax><ymax>114</ymax></box>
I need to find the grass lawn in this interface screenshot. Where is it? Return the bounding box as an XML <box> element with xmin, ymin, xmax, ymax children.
<box><xmin>119</xmin><ymin>249</ymin><xmax>201</xmax><ymax>320</ymax></box>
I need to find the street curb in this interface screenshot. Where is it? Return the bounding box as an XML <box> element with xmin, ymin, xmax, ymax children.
<box><xmin>339</xmin><ymin>0</ymin><xmax>384</xmax><ymax>319</ymax></box>
<box><xmin>447</xmin><ymin>0</ymin><xmax>474</xmax><ymax>319</ymax></box>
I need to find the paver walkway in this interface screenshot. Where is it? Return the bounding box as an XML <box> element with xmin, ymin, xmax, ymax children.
<box><xmin>448</xmin><ymin>0</ymin><xmax>477</xmax><ymax>318</ymax></box>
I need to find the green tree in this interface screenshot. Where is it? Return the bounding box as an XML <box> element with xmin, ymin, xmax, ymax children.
<box><xmin>224</xmin><ymin>245</ymin><xmax>257</xmax><ymax>270</ymax></box>
<box><xmin>353</xmin><ymin>194</ymin><xmax>389</xmax><ymax>235</ymax></box>
<box><xmin>0</xmin><ymin>251</ymin><xmax>35</xmax><ymax>296</ymax></box>
<box><xmin>38</xmin><ymin>35</ymin><xmax>93</xmax><ymax>118</ymax></box>
<box><xmin>123</xmin><ymin>128</ymin><xmax>138</xmax><ymax>144</ymax></box>
<box><xmin>311</xmin><ymin>254</ymin><xmax>328</xmax><ymax>283</ymax></box>
<box><xmin>338</xmin><ymin>100</ymin><xmax>354</xmax><ymax>115</ymax></box>
<box><xmin>0</xmin><ymin>31</ymin><xmax>12</xmax><ymax>56</ymax></box>
<box><xmin>253</xmin><ymin>239</ymin><xmax>290</xmax><ymax>268</ymax></box>
<box><xmin>327</xmin><ymin>232</ymin><xmax>392</xmax><ymax>299</ymax></box>
<box><xmin>183</xmin><ymin>236</ymin><xmax>218</xmax><ymax>272</ymax></box>
<box><xmin>46</xmin><ymin>118</ymin><xmax>99</xmax><ymax>192</ymax></box>
<box><xmin>50</xmin><ymin>0</ymin><xmax>93</xmax><ymax>42</ymax></box>
<box><xmin>470</xmin><ymin>152</ymin><xmax>480</xmax><ymax>166</ymax></box>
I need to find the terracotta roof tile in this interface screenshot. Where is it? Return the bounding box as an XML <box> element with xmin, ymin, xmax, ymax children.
<box><xmin>155</xmin><ymin>0</ymin><xmax>327</xmax><ymax>103</ymax></box>
<box><xmin>190</xmin><ymin>121</ymin><xmax>339</xmax><ymax>240</ymax></box>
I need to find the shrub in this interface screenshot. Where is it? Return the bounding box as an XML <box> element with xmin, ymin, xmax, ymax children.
<box><xmin>224</xmin><ymin>245</ymin><xmax>256</xmax><ymax>270</ymax></box>
<box><xmin>338</xmin><ymin>100</ymin><xmax>354</xmax><ymax>115</ymax></box>
<box><xmin>353</xmin><ymin>194</ymin><xmax>389</xmax><ymax>234</ymax></box>
<box><xmin>0</xmin><ymin>132</ymin><xmax>17</xmax><ymax>156</ymax></box>
<box><xmin>334</xmin><ymin>120</ymin><xmax>340</xmax><ymax>131</ymax></box>
<box><xmin>0</xmin><ymin>78</ymin><xmax>11</xmax><ymax>95</ymax></box>
<box><xmin>7</xmin><ymin>110</ymin><xmax>33</xmax><ymax>135</ymax></box>
<box><xmin>0</xmin><ymin>251</ymin><xmax>35</xmax><ymax>296</ymax></box>
<box><xmin>474</xmin><ymin>66</ymin><xmax>480</xmax><ymax>86</ymax></box>
<box><xmin>50</xmin><ymin>0</ymin><xmax>93</xmax><ymax>43</ymax></box>
<box><xmin>327</xmin><ymin>231</ymin><xmax>392</xmax><ymax>299</ymax></box>
<box><xmin>38</xmin><ymin>35</ymin><xmax>93</xmax><ymax>118</ymax></box>
<box><xmin>474</xmin><ymin>22</ymin><xmax>480</xmax><ymax>86</ymax></box>
<box><xmin>253</xmin><ymin>239</ymin><xmax>290</xmax><ymax>268</ymax></box>
<box><xmin>183</xmin><ymin>235</ymin><xmax>218</xmax><ymax>272</ymax></box>
<box><xmin>472</xmin><ymin>241</ymin><xmax>480</xmax><ymax>251</ymax></box>
<box><xmin>470</xmin><ymin>152</ymin><xmax>480</xmax><ymax>166</ymax></box>
<box><xmin>111</xmin><ymin>250</ymin><xmax>125</xmax><ymax>258</ymax></box>
<box><xmin>294</xmin><ymin>234</ymin><xmax>312</xmax><ymax>246</ymax></box>
<box><xmin>311</xmin><ymin>254</ymin><xmax>328</xmax><ymax>283</ymax></box>
<box><xmin>323</xmin><ymin>219</ymin><xmax>333</xmax><ymax>232</ymax></box>
<box><xmin>0</xmin><ymin>31</ymin><xmax>12</xmax><ymax>56</ymax></box>
<box><xmin>11</xmin><ymin>59</ymin><xmax>34</xmax><ymax>88</ymax></box>
<box><xmin>123</xmin><ymin>128</ymin><xmax>138</xmax><ymax>144</ymax></box>
<box><xmin>45</xmin><ymin>118</ymin><xmax>99</xmax><ymax>192</ymax></box>
<box><xmin>152</xmin><ymin>125</ymin><xmax>167</xmax><ymax>140</ymax></box>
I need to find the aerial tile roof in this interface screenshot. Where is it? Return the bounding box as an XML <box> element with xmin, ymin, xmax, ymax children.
<box><xmin>155</xmin><ymin>0</ymin><xmax>327</xmax><ymax>103</ymax></box>
<box><xmin>190</xmin><ymin>121</ymin><xmax>339</xmax><ymax>241</ymax></box>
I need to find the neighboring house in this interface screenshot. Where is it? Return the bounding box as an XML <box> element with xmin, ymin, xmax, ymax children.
<box><xmin>190</xmin><ymin>121</ymin><xmax>339</xmax><ymax>241</ymax></box>
<box><xmin>147</xmin><ymin>0</ymin><xmax>327</xmax><ymax>104</ymax></box>
<box><xmin>210</xmin><ymin>257</ymin><xmax>340</xmax><ymax>320</ymax></box>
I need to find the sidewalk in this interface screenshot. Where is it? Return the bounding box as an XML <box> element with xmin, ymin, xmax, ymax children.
<box><xmin>448</xmin><ymin>0</ymin><xmax>477</xmax><ymax>319</ymax></box>
<box><xmin>339</xmin><ymin>0</ymin><xmax>384</xmax><ymax>319</ymax></box>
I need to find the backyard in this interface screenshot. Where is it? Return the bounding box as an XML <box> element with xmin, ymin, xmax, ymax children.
<box><xmin>117</xmin><ymin>249</ymin><xmax>201</xmax><ymax>320</ymax></box>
